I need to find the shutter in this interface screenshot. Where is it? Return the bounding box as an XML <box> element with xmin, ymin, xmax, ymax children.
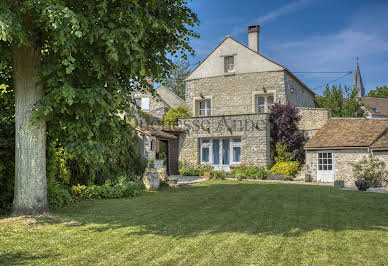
<box><xmin>142</xmin><ymin>98</ymin><xmax>150</xmax><ymax>110</ymax></box>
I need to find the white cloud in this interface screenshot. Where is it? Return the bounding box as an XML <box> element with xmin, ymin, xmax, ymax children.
<box><xmin>256</xmin><ymin>0</ymin><xmax>314</xmax><ymax>25</ymax></box>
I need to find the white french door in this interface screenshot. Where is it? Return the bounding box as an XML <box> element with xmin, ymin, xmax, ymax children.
<box><xmin>317</xmin><ymin>152</ymin><xmax>335</xmax><ymax>182</ymax></box>
<box><xmin>200</xmin><ymin>138</ymin><xmax>241</xmax><ymax>171</ymax></box>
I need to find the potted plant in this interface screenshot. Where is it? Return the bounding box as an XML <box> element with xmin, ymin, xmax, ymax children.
<box><xmin>334</xmin><ymin>180</ymin><xmax>344</xmax><ymax>188</ymax></box>
<box><xmin>203</xmin><ymin>171</ymin><xmax>211</xmax><ymax>179</ymax></box>
<box><xmin>355</xmin><ymin>180</ymin><xmax>371</xmax><ymax>191</ymax></box>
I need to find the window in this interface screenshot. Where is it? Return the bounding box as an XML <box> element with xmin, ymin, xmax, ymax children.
<box><xmin>372</xmin><ymin>108</ymin><xmax>379</xmax><ymax>113</ymax></box>
<box><xmin>135</xmin><ymin>98</ymin><xmax>141</xmax><ymax>107</ymax></box>
<box><xmin>200</xmin><ymin>139</ymin><xmax>211</xmax><ymax>163</ymax></box>
<box><xmin>201</xmin><ymin>138</ymin><xmax>242</xmax><ymax>165</ymax></box>
<box><xmin>150</xmin><ymin>139</ymin><xmax>155</xmax><ymax>151</ymax></box>
<box><xmin>256</xmin><ymin>95</ymin><xmax>274</xmax><ymax>113</ymax></box>
<box><xmin>135</xmin><ymin>97</ymin><xmax>150</xmax><ymax>110</ymax></box>
<box><xmin>198</xmin><ymin>100</ymin><xmax>211</xmax><ymax>116</ymax></box>
<box><xmin>225</xmin><ymin>56</ymin><xmax>234</xmax><ymax>72</ymax></box>
<box><xmin>231</xmin><ymin>138</ymin><xmax>242</xmax><ymax>163</ymax></box>
<box><xmin>318</xmin><ymin>152</ymin><xmax>333</xmax><ymax>171</ymax></box>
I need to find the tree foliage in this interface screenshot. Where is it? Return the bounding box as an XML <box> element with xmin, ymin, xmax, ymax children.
<box><xmin>352</xmin><ymin>155</ymin><xmax>388</xmax><ymax>187</ymax></box>
<box><xmin>164</xmin><ymin>59</ymin><xmax>190</xmax><ymax>99</ymax></box>
<box><xmin>163</xmin><ymin>105</ymin><xmax>191</xmax><ymax>126</ymax></box>
<box><xmin>269</xmin><ymin>104</ymin><xmax>305</xmax><ymax>162</ymax></box>
<box><xmin>316</xmin><ymin>85</ymin><xmax>365</xmax><ymax>117</ymax></box>
<box><xmin>0</xmin><ymin>0</ymin><xmax>199</xmax><ymax>213</ymax></box>
<box><xmin>367</xmin><ymin>85</ymin><xmax>388</xmax><ymax>98</ymax></box>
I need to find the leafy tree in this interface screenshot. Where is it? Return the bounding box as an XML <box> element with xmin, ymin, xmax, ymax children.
<box><xmin>269</xmin><ymin>104</ymin><xmax>305</xmax><ymax>162</ymax></box>
<box><xmin>164</xmin><ymin>59</ymin><xmax>190</xmax><ymax>99</ymax></box>
<box><xmin>0</xmin><ymin>0</ymin><xmax>199</xmax><ymax>215</ymax></box>
<box><xmin>163</xmin><ymin>106</ymin><xmax>191</xmax><ymax>126</ymax></box>
<box><xmin>367</xmin><ymin>85</ymin><xmax>388</xmax><ymax>98</ymax></box>
<box><xmin>352</xmin><ymin>155</ymin><xmax>388</xmax><ymax>187</ymax></box>
<box><xmin>316</xmin><ymin>85</ymin><xmax>365</xmax><ymax>117</ymax></box>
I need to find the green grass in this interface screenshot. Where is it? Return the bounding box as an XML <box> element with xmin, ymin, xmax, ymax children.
<box><xmin>1</xmin><ymin>180</ymin><xmax>388</xmax><ymax>265</ymax></box>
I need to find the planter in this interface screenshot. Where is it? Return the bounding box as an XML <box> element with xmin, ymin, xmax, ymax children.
<box><xmin>334</xmin><ymin>180</ymin><xmax>344</xmax><ymax>188</ymax></box>
<box><xmin>143</xmin><ymin>168</ymin><xmax>160</xmax><ymax>190</ymax></box>
<box><xmin>355</xmin><ymin>180</ymin><xmax>371</xmax><ymax>191</ymax></box>
<box><xmin>203</xmin><ymin>171</ymin><xmax>211</xmax><ymax>179</ymax></box>
<box><xmin>304</xmin><ymin>173</ymin><xmax>312</xmax><ymax>182</ymax></box>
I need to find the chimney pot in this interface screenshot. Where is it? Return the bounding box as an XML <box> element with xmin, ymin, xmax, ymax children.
<box><xmin>248</xmin><ymin>25</ymin><xmax>260</xmax><ymax>53</ymax></box>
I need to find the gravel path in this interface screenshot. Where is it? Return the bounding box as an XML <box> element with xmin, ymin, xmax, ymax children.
<box><xmin>342</xmin><ymin>187</ymin><xmax>388</xmax><ymax>194</ymax></box>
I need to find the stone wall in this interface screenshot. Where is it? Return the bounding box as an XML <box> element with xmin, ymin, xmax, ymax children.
<box><xmin>132</xmin><ymin>91</ymin><xmax>169</xmax><ymax>120</ymax></box>
<box><xmin>185</xmin><ymin>71</ymin><xmax>287</xmax><ymax>116</ymax></box>
<box><xmin>178</xmin><ymin>114</ymin><xmax>271</xmax><ymax>167</ymax></box>
<box><xmin>297</xmin><ymin>107</ymin><xmax>330</xmax><ymax>139</ymax></box>
<box><xmin>284</xmin><ymin>72</ymin><xmax>315</xmax><ymax>107</ymax></box>
<box><xmin>306</xmin><ymin>149</ymin><xmax>369</xmax><ymax>186</ymax></box>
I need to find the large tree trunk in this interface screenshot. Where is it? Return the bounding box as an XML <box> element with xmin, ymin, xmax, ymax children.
<box><xmin>12</xmin><ymin>44</ymin><xmax>48</xmax><ymax>215</ymax></box>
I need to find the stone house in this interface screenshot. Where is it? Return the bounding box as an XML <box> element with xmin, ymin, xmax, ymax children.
<box><xmin>133</xmin><ymin>85</ymin><xmax>185</xmax><ymax>175</ymax></box>
<box><xmin>178</xmin><ymin>25</ymin><xmax>328</xmax><ymax>171</ymax></box>
<box><xmin>305</xmin><ymin>119</ymin><xmax>388</xmax><ymax>186</ymax></box>
<box><xmin>362</xmin><ymin>97</ymin><xmax>388</xmax><ymax>119</ymax></box>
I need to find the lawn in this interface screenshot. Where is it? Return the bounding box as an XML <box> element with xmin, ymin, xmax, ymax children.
<box><xmin>1</xmin><ymin>180</ymin><xmax>388</xmax><ymax>265</ymax></box>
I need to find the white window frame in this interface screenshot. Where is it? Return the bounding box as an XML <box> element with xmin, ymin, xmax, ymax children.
<box><xmin>198</xmin><ymin>100</ymin><xmax>211</xmax><ymax>117</ymax></box>
<box><xmin>200</xmin><ymin>139</ymin><xmax>212</xmax><ymax>164</ymax></box>
<box><xmin>230</xmin><ymin>139</ymin><xmax>242</xmax><ymax>164</ymax></box>
<box><xmin>317</xmin><ymin>152</ymin><xmax>334</xmax><ymax>171</ymax></box>
<box><xmin>200</xmin><ymin>138</ymin><xmax>242</xmax><ymax>166</ymax></box>
<box><xmin>225</xmin><ymin>56</ymin><xmax>234</xmax><ymax>72</ymax></box>
<box><xmin>256</xmin><ymin>95</ymin><xmax>274</xmax><ymax>113</ymax></box>
<box><xmin>251</xmin><ymin>90</ymin><xmax>276</xmax><ymax>113</ymax></box>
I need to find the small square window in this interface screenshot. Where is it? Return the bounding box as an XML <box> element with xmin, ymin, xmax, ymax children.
<box><xmin>135</xmin><ymin>98</ymin><xmax>141</xmax><ymax>107</ymax></box>
<box><xmin>198</xmin><ymin>100</ymin><xmax>211</xmax><ymax>116</ymax></box>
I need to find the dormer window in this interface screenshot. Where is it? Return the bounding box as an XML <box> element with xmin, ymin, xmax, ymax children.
<box><xmin>225</xmin><ymin>56</ymin><xmax>234</xmax><ymax>72</ymax></box>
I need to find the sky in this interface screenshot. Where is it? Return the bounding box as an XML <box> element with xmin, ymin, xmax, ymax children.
<box><xmin>185</xmin><ymin>0</ymin><xmax>388</xmax><ymax>95</ymax></box>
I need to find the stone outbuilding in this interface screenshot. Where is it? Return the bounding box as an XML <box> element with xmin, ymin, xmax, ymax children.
<box><xmin>305</xmin><ymin>118</ymin><xmax>388</xmax><ymax>186</ymax></box>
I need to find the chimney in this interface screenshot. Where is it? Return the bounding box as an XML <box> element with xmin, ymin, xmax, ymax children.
<box><xmin>248</xmin><ymin>25</ymin><xmax>260</xmax><ymax>53</ymax></box>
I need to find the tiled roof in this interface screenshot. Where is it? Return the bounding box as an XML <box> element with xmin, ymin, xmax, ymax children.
<box><xmin>371</xmin><ymin>131</ymin><xmax>388</xmax><ymax>149</ymax></box>
<box><xmin>305</xmin><ymin>118</ymin><xmax>388</xmax><ymax>149</ymax></box>
<box><xmin>362</xmin><ymin>97</ymin><xmax>388</xmax><ymax>117</ymax></box>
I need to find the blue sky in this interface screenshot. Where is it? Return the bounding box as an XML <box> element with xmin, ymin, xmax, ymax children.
<box><xmin>185</xmin><ymin>0</ymin><xmax>388</xmax><ymax>95</ymax></box>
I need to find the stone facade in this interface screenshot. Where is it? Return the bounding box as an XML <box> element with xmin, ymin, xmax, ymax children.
<box><xmin>297</xmin><ymin>107</ymin><xmax>330</xmax><ymax>139</ymax></box>
<box><xmin>133</xmin><ymin>91</ymin><xmax>169</xmax><ymax>121</ymax></box>
<box><xmin>306</xmin><ymin>149</ymin><xmax>370</xmax><ymax>187</ymax></box>
<box><xmin>178</xmin><ymin>114</ymin><xmax>271</xmax><ymax>167</ymax></box>
<box><xmin>284</xmin><ymin>72</ymin><xmax>315</xmax><ymax>108</ymax></box>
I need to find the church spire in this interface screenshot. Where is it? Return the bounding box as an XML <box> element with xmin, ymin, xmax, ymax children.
<box><xmin>353</xmin><ymin>57</ymin><xmax>365</xmax><ymax>97</ymax></box>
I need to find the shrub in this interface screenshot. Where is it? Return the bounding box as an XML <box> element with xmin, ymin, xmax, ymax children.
<box><xmin>47</xmin><ymin>180</ymin><xmax>74</xmax><ymax>209</ymax></box>
<box><xmin>352</xmin><ymin>155</ymin><xmax>388</xmax><ymax>187</ymax></box>
<box><xmin>269</xmin><ymin>161</ymin><xmax>299</xmax><ymax>177</ymax></box>
<box><xmin>163</xmin><ymin>106</ymin><xmax>191</xmax><ymax>126</ymax></box>
<box><xmin>274</xmin><ymin>142</ymin><xmax>292</xmax><ymax>164</ymax></box>
<box><xmin>232</xmin><ymin>165</ymin><xmax>268</xmax><ymax>180</ymax></box>
<box><xmin>211</xmin><ymin>170</ymin><xmax>230</xmax><ymax>180</ymax></box>
<box><xmin>179</xmin><ymin>161</ymin><xmax>212</xmax><ymax>176</ymax></box>
<box><xmin>71</xmin><ymin>175</ymin><xmax>143</xmax><ymax>200</ymax></box>
<box><xmin>269</xmin><ymin>104</ymin><xmax>306</xmax><ymax>162</ymax></box>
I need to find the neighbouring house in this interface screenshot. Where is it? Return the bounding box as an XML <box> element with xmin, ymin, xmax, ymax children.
<box><xmin>177</xmin><ymin>25</ymin><xmax>329</xmax><ymax>171</ymax></box>
<box><xmin>133</xmin><ymin>84</ymin><xmax>185</xmax><ymax>175</ymax></box>
<box><xmin>305</xmin><ymin>118</ymin><xmax>388</xmax><ymax>186</ymax></box>
<box><xmin>133</xmin><ymin>84</ymin><xmax>185</xmax><ymax>122</ymax></box>
<box><xmin>362</xmin><ymin>97</ymin><xmax>388</xmax><ymax>118</ymax></box>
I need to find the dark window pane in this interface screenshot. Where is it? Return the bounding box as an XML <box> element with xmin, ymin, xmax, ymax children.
<box><xmin>318</xmin><ymin>153</ymin><xmax>322</xmax><ymax>158</ymax></box>
<box><xmin>318</xmin><ymin>165</ymin><xmax>322</xmax><ymax>170</ymax></box>
<box><xmin>328</xmin><ymin>165</ymin><xmax>332</xmax><ymax>170</ymax></box>
<box><xmin>323</xmin><ymin>153</ymin><xmax>328</xmax><ymax>158</ymax></box>
<box><xmin>222</xmin><ymin>139</ymin><xmax>230</xmax><ymax>165</ymax></box>
<box><xmin>323</xmin><ymin>159</ymin><xmax>327</xmax><ymax>164</ymax></box>
<box><xmin>323</xmin><ymin>165</ymin><xmax>327</xmax><ymax>170</ymax></box>
<box><xmin>213</xmin><ymin>139</ymin><xmax>220</xmax><ymax>165</ymax></box>
<box><xmin>318</xmin><ymin>159</ymin><xmax>323</xmax><ymax>165</ymax></box>
<box><xmin>233</xmin><ymin>147</ymin><xmax>241</xmax><ymax>162</ymax></box>
<box><xmin>328</xmin><ymin>159</ymin><xmax>332</xmax><ymax>165</ymax></box>
<box><xmin>202</xmin><ymin>147</ymin><xmax>209</xmax><ymax>162</ymax></box>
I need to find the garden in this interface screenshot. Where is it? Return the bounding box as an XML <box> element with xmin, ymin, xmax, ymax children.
<box><xmin>1</xmin><ymin>180</ymin><xmax>388</xmax><ymax>265</ymax></box>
